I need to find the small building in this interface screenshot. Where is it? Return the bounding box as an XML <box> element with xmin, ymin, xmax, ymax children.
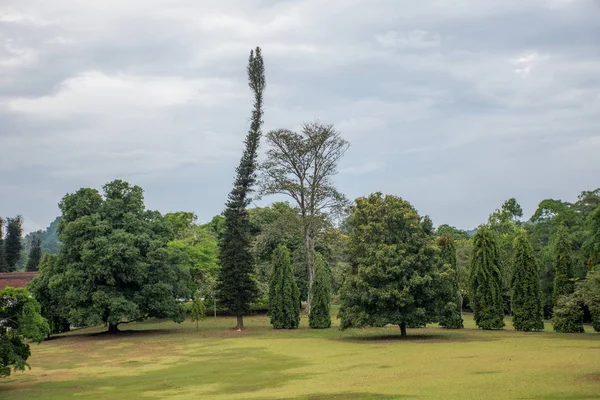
<box><xmin>0</xmin><ymin>272</ymin><xmax>39</xmax><ymax>291</ymax></box>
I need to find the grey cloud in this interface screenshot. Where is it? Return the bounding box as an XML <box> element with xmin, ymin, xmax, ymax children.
<box><xmin>0</xmin><ymin>0</ymin><xmax>599</xmax><ymax>232</ymax></box>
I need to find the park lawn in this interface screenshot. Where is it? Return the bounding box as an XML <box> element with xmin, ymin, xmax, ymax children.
<box><xmin>1</xmin><ymin>310</ymin><xmax>599</xmax><ymax>400</ymax></box>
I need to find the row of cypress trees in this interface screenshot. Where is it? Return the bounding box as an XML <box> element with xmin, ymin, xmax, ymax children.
<box><xmin>469</xmin><ymin>226</ymin><xmax>546</xmax><ymax>331</ymax></box>
<box><xmin>268</xmin><ymin>244</ymin><xmax>331</xmax><ymax>329</ymax></box>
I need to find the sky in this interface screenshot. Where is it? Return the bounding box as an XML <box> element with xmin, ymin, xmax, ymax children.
<box><xmin>1</xmin><ymin>0</ymin><xmax>599</xmax><ymax>233</ymax></box>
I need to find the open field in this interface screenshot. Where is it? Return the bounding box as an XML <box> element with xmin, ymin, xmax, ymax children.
<box><xmin>1</xmin><ymin>310</ymin><xmax>599</xmax><ymax>400</ymax></box>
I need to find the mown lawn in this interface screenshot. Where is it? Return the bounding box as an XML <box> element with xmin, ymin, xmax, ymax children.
<box><xmin>1</xmin><ymin>310</ymin><xmax>599</xmax><ymax>400</ymax></box>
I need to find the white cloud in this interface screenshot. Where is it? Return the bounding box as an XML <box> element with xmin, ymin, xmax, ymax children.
<box><xmin>375</xmin><ymin>30</ymin><xmax>441</xmax><ymax>49</ymax></box>
<box><xmin>6</xmin><ymin>71</ymin><xmax>240</xmax><ymax>118</ymax></box>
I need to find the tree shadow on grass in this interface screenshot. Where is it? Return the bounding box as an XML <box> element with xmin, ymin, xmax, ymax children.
<box><xmin>338</xmin><ymin>332</ymin><xmax>498</xmax><ymax>344</ymax></box>
<box><xmin>262</xmin><ymin>393</ymin><xmax>417</xmax><ymax>400</ymax></box>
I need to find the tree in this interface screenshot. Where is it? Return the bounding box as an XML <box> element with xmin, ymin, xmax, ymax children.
<box><xmin>338</xmin><ymin>193</ymin><xmax>439</xmax><ymax>337</ymax></box>
<box><xmin>552</xmin><ymin>225</ymin><xmax>575</xmax><ymax>304</ymax></box>
<box><xmin>0</xmin><ymin>217</ymin><xmax>7</xmax><ymax>272</ymax></box>
<box><xmin>469</xmin><ymin>226</ymin><xmax>505</xmax><ymax>329</ymax></box>
<box><xmin>502</xmin><ymin>198</ymin><xmax>523</xmax><ymax>224</ymax></box>
<box><xmin>58</xmin><ymin>180</ymin><xmax>191</xmax><ymax>333</ymax></box>
<box><xmin>510</xmin><ymin>230</ymin><xmax>544</xmax><ymax>331</ymax></box>
<box><xmin>437</xmin><ymin>235</ymin><xmax>463</xmax><ymax>329</ymax></box>
<box><xmin>27</xmin><ymin>254</ymin><xmax>71</xmax><ymax>336</ymax></box>
<box><xmin>309</xmin><ymin>253</ymin><xmax>331</xmax><ymax>329</ymax></box>
<box><xmin>218</xmin><ymin>47</ymin><xmax>265</xmax><ymax>330</ymax></box>
<box><xmin>552</xmin><ymin>295</ymin><xmax>584</xmax><ymax>333</ymax></box>
<box><xmin>577</xmin><ymin>269</ymin><xmax>600</xmax><ymax>332</ymax></box>
<box><xmin>435</xmin><ymin>224</ymin><xmax>470</xmax><ymax>241</ymax></box>
<box><xmin>260</xmin><ymin>122</ymin><xmax>349</xmax><ymax>312</ymax></box>
<box><xmin>190</xmin><ymin>293</ymin><xmax>206</xmax><ymax>331</ymax></box>
<box><xmin>0</xmin><ymin>287</ymin><xmax>50</xmax><ymax>377</ymax></box>
<box><xmin>269</xmin><ymin>245</ymin><xmax>300</xmax><ymax>329</ymax></box>
<box><xmin>4</xmin><ymin>216</ymin><xmax>23</xmax><ymax>272</ymax></box>
<box><xmin>25</xmin><ymin>231</ymin><xmax>43</xmax><ymax>272</ymax></box>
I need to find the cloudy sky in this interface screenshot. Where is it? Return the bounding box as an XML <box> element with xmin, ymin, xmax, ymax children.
<box><xmin>1</xmin><ymin>0</ymin><xmax>599</xmax><ymax>233</ymax></box>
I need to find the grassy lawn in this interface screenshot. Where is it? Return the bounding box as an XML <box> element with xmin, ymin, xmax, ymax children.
<box><xmin>1</xmin><ymin>309</ymin><xmax>599</xmax><ymax>400</ymax></box>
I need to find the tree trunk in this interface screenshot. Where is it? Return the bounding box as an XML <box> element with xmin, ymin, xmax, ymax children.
<box><xmin>108</xmin><ymin>323</ymin><xmax>120</xmax><ymax>334</ymax></box>
<box><xmin>236</xmin><ymin>315</ymin><xmax>244</xmax><ymax>331</ymax></box>
<box><xmin>399</xmin><ymin>322</ymin><xmax>407</xmax><ymax>337</ymax></box>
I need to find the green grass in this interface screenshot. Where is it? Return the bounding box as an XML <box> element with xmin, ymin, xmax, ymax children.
<box><xmin>1</xmin><ymin>309</ymin><xmax>599</xmax><ymax>399</ymax></box>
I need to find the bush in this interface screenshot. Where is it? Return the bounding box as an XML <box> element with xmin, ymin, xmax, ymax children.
<box><xmin>552</xmin><ymin>295</ymin><xmax>584</xmax><ymax>333</ymax></box>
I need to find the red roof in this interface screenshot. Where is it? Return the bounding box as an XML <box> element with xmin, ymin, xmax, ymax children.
<box><xmin>0</xmin><ymin>272</ymin><xmax>39</xmax><ymax>290</ymax></box>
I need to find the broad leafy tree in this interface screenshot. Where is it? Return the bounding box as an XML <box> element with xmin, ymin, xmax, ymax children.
<box><xmin>269</xmin><ymin>245</ymin><xmax>300</xmax><ymax>329</ymax></box>
<box><xmin>260</xmin><ymin>122</ymin><xmax>349</xmax><ymax>312</ymax></box>
<box><xmin>309</xmin><ymin>253</ymin><xmax>331</xmax><ymax>329</ymax></box>
<box><xmin>218</xmin><ymin>47</ymin><xmax>266</xmax><ymax>330</ymax></box>
<box><xmin>510</xmin><ymin>230</ymin><xmax>544</xmax><ymax>331</ymax></box>
<box><xmin>25</xmin><ymin>231</ymin><xmax>43</xmax><ymax>272</ymax></box>
<box><xmin>0</xmin><ymin>287</ymin><xmax>50</xmax><ymax>377</ymax></box>
<box><xmin>28</xmin><ymin>254</ymin><xmax>71</xmax><ymax>335</ymax></box>
<box><xmin>577</xmin><ymin>269</ymin><xmax>600</xmax><ymax>332</ymax></box>
<box><xmin>469</xmin><ymin>226</ymin><xmax>505</xmax><ymax>329</ymax></box>
<box><xmin>339</xmin><ymin>193</ymin><xmax>439</xmax><ymax>337</ymax></box>
<box><xmin>4</xmin><ymin>215</ymin><xmax>23</xmax><ymax>272</ymax></box>
<box><xmin>435</xmin><ymin>224</ymin><xmax>470</xmax><ymax>241</ymax></box>
<box><xmin>437</xmin><ymin>235</ymin><xmax>463</xmax><ymax>329</ymax></box>
<box><xmin>552</xmin><ymin>225</ymin><xmax>575</xmax><ymax>304</ymax></box>
<box><xmin>58</xmin><ymin>180</ymin><xmax>190</xmax><ymax>333</ymax></box>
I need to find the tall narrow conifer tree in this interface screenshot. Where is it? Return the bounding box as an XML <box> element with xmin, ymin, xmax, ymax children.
<box><xmin>510</xmin><ymin>230</ymin><xmax>544</xmax><ymax>331</ymax></box>
<box><xmin>552</xmin><ymin>225</ymin><xmax>575</xmax><ymax>304</ymax></box>
<box><xmin>218</xmin><ymin>47</ymin><xmax>266</xmax><ymax>330</ymax></box>
<box><xmin>469</xmin><ymin>226</ymin><xmax>505</xmax><ymax>329</ymax></box>
<box><xmin>269</xmin><ymin>245</ymin><xmax>300</xmax><ymax>329</ymax></box>
<box><xmin>309</xmin><ymin>253</ymin><xmax>332</xmax><ymax>329</ymax></box>
<box><xmin>5</xmin><ymin>216</ymin><xmax>23</xmax><ymax>272</ymax></box>
<box><xmin>437</xmin><ymin>235</ymin><xmax>464</xmax><ymax>329</ymax></box>
<box><xmin>26</xmin><ymin>231</ymin><xmax>43</xmax><ymax>272</ymax></box>
<box><xmin>0</xmin><ymin>218</ymin><xmax>7</xmax><ymax>272</ymax></box>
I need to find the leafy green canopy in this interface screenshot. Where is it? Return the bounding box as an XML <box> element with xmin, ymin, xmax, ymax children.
<box><xmin>218</xmin><ymin>47</ymin><xmax>265</xmax><ymax>329</ymax></box>
<box><xmin>576</xmin><ymin>269</ymin><xmax>600</xmax><ymax>332</ymax></box>
<box><xmin>510</xmin><ymin>230</ymin><xmax>544</xmax><ymax>331</ymax></box>
<box><xmin>1</xmin><ymin>287</ymin><xmax>50</xmax><ymax>377</ymax></box>
<box><xmin>269</xmin><ymin>245</ymin><xmax>300</xmax><ymax>329</ymax></box>
<box><xmin>437</xmin><ymin>235</ymin><xmax>463</xmax><ymax>329</ymax></box>
<box><xmin>309</xmin><ymin>253</ymin><xmax>331</xmax><ymax>329</ymax></box>
<box><xmin>57</xmin><ymin>180</ymin><xmax>190</xmax><ymax>332</ymax></box>
<box><xmin>339</xmin><ymin>193</ymin><xmax>440</xmax><ymax>336</ymax></box>
<box><xmin>469</xmin><ymin>226</ymin><xmax>505</xmax><ymax>330</ymax></box>
<box><xmin>552</xmin><ymin>295</ymin><xmax>584</xmax><ymax>333</ymax></box>
<box><xmin>27</xmin><ymin>254</ymin><xmax>71</xmax><ymax>335</ymax></box>
<box><xmin>552</xmin><ymin>224</ymin><xmax>575</xmax><ymax>304</ymax></box>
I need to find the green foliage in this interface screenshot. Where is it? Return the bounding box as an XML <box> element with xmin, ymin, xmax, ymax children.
<box><xmin>469</xmin><ymin>226</ymin><xmax>505</xmax><ymax>330</ymax></box>
<box><xmin>576</xmin><ymin>269</ymin><xmax>600</xmax><ymax>332</ymax></box>
<box><xmin>584</xmin><ymin>205</ymin><xmax>600</xmax><ymax>269</ymax></box>
<box><xmin>28</xmin><ymin>254</ymin><xmax>71</xmax><ymax>335</ymax></box>
<box><xmin>190</xmin><ymin>294</ymin><xmax>206</xmax><ymax>331</ymax></box>
<box><xmin>4</xmin><ymin>215</ymin><xmax>23</xmax><ymax>272</ymax></box>
<box><xmin>269</xmin><ymin>245</ymin><xmax>300</xmax><ymax>329</ymax></box>
<box><xmin>552</xmin><ymin>295</ymin><xmax>584</xmax><ymax>333</ymax></box>
<box><xmin>510</xmin><ymin>230</ymin><xmax>544</xmax><ymax>331</ymax></box>
<box><xmin>0</xmin><ymin>217</ymin><xmax>7</xmax><ymax>272</ymax></box>
<box><xmin>0</xmin><ymin>287</ymin><xmax>50</xmax><ymax>377</ymax></box>
<box><xmin>309</xmin><ymin>254</ymin><xmax>331</xmax><ymax>329</ymax></box>
<box><xmin>218</xmin><ymin>47</ymin><xmax>265</xmax><ymax>328</ymax></box>
<box><xmin>57</xmin><ymin>180</ymin><xmax>190</xmax><ymax>333</ymax></box>
<box><xmin>165</xmin><ymin>212</ymin><xmax>197</xmax><ymax>239</ymax></box>
<box><xmin>435</xmin><ymin>224</ymin><xmax>470</xmax><ymax>241</ymax></box>
<box><xmin>25</xmin><ymin>231</ymin><xmax>43</xmax><ymax>272</ymax></box>
<box><xmin>437</xmin><ymin>235</ymin><xmax>463</xmax><ymax>329</ymax></box>
<box><xmin>339</xmin><ymin>193</ymin><xmax>439</xmax><ymax>336</ymax></box>
<box><xmin>552</xmin><ymin>225</ymin><xmax>575</xmax><ymax>304</ymax></box>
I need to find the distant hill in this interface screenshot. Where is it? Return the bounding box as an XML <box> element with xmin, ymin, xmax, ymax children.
<box><xmin>23</xmin><ymin>216</ymin><xmax>62</xmax><ymax>256</ymax></box>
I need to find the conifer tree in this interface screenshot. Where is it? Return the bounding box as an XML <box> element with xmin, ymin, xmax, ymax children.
<box><xmin>437</xmin><ymin>235</ymin><xmax>464</xmax><ymax>329</ymax></box>
<box><xmin>26</xmin><ymin>231</ymin><xmax>43</xmax><ymax>272</ymax></box>
<box><xmin>510</xmin><ymin>230</ymin><xmax>544</xmax><ymax>331</ymax></box>
<box><xmin>5</xmin><ymin>216</ymin><xmax>23</xmax><ymax>272</ymax></box>
<box><xmin>218</xmin><ymin>47</ymin><xmax>266</xmax><ymax>330</ymax></box>
<box><xmin>469</xmin><ymin>226</ymin><xmax>505</xmax><ymax>329</ymax></box>
<box><xmin>552</xmin><ymin>225</ymin><xmax>575</xmax><ymax>304</ymax></box>
<box><xmin>552</xmin><ymin>295</ymin><xmax>584</xmax><ymax>333</ymax></box>
<box><xmin>0</xmin><ymin>218</ymin><xmax>7</xmax><ymax>272</ymax></box>
<box><xmin>309</xmin><ymin>253</ymin><xmax>331</xmax><ymax>329</ymax></box>
<box><xmin>269</xmin><ymin>245</ymin><xmax>300</xmax><ymax>329</ymax></box>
